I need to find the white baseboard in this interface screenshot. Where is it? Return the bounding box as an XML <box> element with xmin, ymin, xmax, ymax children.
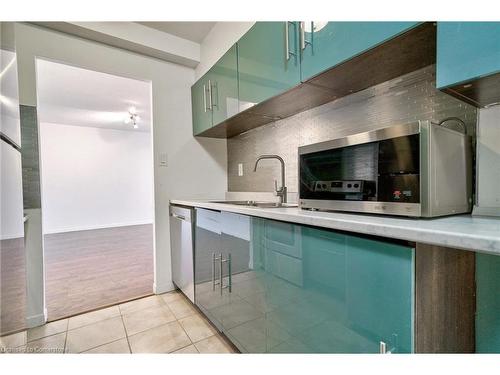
<box><xmin>43</xmin><ymin>220</ymin><xmax>153</xmax><ymax>234</ymax></box>
<box><xmin>0</xmin><ymin>233</ymin><xmax>24</xmax><ymax>241</ymax></box>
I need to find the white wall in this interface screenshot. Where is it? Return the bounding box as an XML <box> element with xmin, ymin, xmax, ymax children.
<box><xmin>14</xmin><ymin>22</ymin><xmax>228</xmax><ymax>324</ymax></box>
<box><xmin>0</xmin><ymin>142</ymin><xmax>24</xmax><ymax>239</ymax></box>
<box><xmin>1</xmin><ymin>29</ymin><xmax>24</xmax><ymax>240</ymax></box>
<box><xmin>195</xmin><ymin>22</ymin><xmax>254</xmax><ymax>79</ymax></box>
<box><xmin>39</xmin><ymin>123</ymin><xmax>153</xmax><ymax>234</ymax></box>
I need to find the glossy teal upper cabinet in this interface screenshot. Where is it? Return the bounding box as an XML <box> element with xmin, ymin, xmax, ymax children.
<box><xmin>437</xmin><ymin>22</ymin><xmax>500</xmax><ymax>88</ymax></box>
<box><xmin>209</xmin><ymin>44</ymin><xmax>239</xmax><ymax>125</ymax></box>
<box><xmin>300</xmin><ymin>22</ymin><xmax>419</xmax><ymax>82</ymax></box>
<box><xmin>192</xmin><ymin>44</ymin><xmax>238</xmax><ymax>136</ymax></box>
<box><xmin>191</xmin><ymin>75</ymin><xmax>212</xmax><ymax>135</ymax></box>
<box><xmin>237</xmin><ymin>22</ymin><xmax>301</xmax><ymax>111</ymax></box>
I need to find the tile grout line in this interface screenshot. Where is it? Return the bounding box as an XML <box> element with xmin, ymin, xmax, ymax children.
<box><xmin>120</xmin><ymin>312</ymin><xmax>133</xmax><ymax>354</ymax></box>
<box><xmin>67</xmin><ymin>313</ymin><xmax>121</xmax><ymax>332</ymax></box>
<box><xmin>80</xmin><ymin>337</ymin><xmax>129</xmax><ymax>354</ymax></box>
<box><xmin>63</xmin><ymin>319</ymin><xmax>69</xmax><ymax>353</ymax></box>
<box><xmin>13</xmin><ymin>293</ymin><xmax>207</xmax><ymax>354</ymax></box>
<box><xmin>175</xmin><ymin>315</ymin><xmax>195</xmax><ymax>352</ymax></box>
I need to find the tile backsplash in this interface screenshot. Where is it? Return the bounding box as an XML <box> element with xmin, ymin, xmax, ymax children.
<box><xmin>227</xmin><ymin>65</ymin><xmax>477</xmax><ymax>193</ymax></box>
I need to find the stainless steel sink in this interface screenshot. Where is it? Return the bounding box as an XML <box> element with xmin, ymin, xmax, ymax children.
<box><xmin>209</xmin><ymin>200</ymin><xmax>297</xmax><ymax>208</ymax></box>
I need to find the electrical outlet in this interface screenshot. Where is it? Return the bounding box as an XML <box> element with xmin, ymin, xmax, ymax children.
<box><xmin>159</xmin><ymin>152</ymin><xmax>168</xmax><ymax>167</ymax></box>
<box><xmin>238</xmin><ymin>163</ymin><xmax>243</xmax><ymax>176</ymax></box>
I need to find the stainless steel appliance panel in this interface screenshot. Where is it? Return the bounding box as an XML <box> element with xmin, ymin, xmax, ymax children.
<box><xmin>299</xmin><ymin>121</ymin><xmax>472</xmax><ymax>217</ymax></box>
<box><xmin>169</xmin><ymin>205</ymin><xmax>195</xmax><ymax>303</ymax></box>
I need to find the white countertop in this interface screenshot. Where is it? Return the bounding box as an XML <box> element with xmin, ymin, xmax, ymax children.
<box><xmin>170</xmin><ymin>199</ymin><xmax>500</xmax><ymax>255</ymax></box>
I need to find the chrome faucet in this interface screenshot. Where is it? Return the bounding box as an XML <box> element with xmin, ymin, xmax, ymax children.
<box><xmin>253</xmin><ymin>154</ymin><xmax>287</xmax><ymax>204</ymax></box>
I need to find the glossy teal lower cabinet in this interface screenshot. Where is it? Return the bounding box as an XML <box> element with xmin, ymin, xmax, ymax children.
<box><xmin>194</xmin><ymin>209</ymin><xmax>415</xmax><ymax>353</ymax></box>
<box><xmin>476</xmin><ymin>253</ymin><xmax>500</xmax><ymax>353</ymax></box>
<box><xmin>300</xmin><ymin>22</ymin><xmax>419</xmax><ymax>82</ymax></box>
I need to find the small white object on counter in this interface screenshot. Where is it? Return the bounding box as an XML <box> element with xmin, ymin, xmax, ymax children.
<box><xmin>170</xmin><ymin>199</ymin><xmax>500</xmax><ymax>255</ymax></box>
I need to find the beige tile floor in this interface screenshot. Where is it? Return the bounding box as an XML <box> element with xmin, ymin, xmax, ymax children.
<box><xmin>0</xmin><ymin>291</ymin><xmax>236</xmax><ymax>354</ymax></box>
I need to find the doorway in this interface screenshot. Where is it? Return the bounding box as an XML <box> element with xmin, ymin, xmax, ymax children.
<box><xmin>36</xmin><ymin>59</ymin><xmax>155</xmax><ymax>321</ymax></box>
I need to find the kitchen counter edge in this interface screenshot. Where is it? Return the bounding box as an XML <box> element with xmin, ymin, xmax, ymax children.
<box><xmin>170</xmin><ymin>199</ymin><xmax>500</xmax><ymax>255</ymax></box>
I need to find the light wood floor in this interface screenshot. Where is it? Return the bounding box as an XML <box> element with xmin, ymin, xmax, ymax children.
<box><xmin>0</xmin><ymin>237</ymin><xmax>27</xmax><ymax>335</ymax></box>
<box><xmin>44</xmin><ymin>224</ymin><xmax>154</xmax><ymax>321</ymax></box>
<box><xmin>0</xmin><ymin>224</ymin><xmax>154</xmax><ymax>335</ymax></box>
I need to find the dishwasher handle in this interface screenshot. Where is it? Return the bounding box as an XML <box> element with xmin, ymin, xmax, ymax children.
<box><xmin>170</xmin><ymin>213</ymin><xmax>187</xmax><ymax>221</ymax></box>
<box><xmin>169</xmin><ymin>205</ymin><xmax>193</xmax><ymax>223</ymax></box>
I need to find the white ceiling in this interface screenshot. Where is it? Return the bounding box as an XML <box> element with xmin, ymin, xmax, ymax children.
<box><xmin>36</xmin><ymin>59</ymin><xmax>151</xmax><ymax>132</ymax></box>
<box><xmin>136</xmin><ymin>22</ymin><xmax>216</xmax><ymax>43</ymax></box>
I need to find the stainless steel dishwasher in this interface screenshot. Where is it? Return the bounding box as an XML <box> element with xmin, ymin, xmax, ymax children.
<box><xmin>169</xmin><ymin>205</ymin><xmax>195</xmax><ymax>303</ymax></box>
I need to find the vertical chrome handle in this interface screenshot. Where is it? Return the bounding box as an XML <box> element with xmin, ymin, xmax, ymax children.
<box><xmin>219</xmin><ymin>253</ymin><xmax>223</xmax><ymax>295</ymax></box>
<box><xmin>379</xmin><ymin>341</ymin><xmax>387</xmax><ymax>354</ymax></box>
<box><xmin>211</xmin><ymin>81</ymin><xmax>218</xmax><ymax>109</ymax></box>
<box><xmin>228</xmin><ymin>253</ymin><xmax>232</xmax><ymax>293</ymax></box>
<box><xmin>285</xmin><ymin>22</ymin><xmax>290</xmax><ymax>60</ymax></box>
<box><xmin>203</xmin><ymin>84</ymin><xmax>207</xmax><ymax>113</ymax></box>
<box><xmin>379</xmin><ymin>340</ymin><xmax>393</xmax><ymax>354</ymax></box>
<box><xmin>285</xmin><ymin>22</ymin><xmax>296</xmax><ymax>61</ymax></box>
<box><xmin>208</xmin><ymin>79</ymin><xmax>213</xmax><ymax>110</ymax></box>
<box><xmin>212</xmin><ymin>253</ymin><xmax>216</xmax><ymax>291</ymax></box>
<box><xmin>300</xmin><ymin>21</ymin><xmax>313</xmax><ymax>51</ymax></box>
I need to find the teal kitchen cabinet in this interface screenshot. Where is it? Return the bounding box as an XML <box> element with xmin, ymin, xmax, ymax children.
<box><xmin>191</xmin><ymin>45</ymin><xmax>238</xmax><ymax>136</ymax></box>
<box><xmin>437</xmin><ymin>22</ymin><xmax>500</xmax><ymax>88</ymax></box>
<box><xmin>193</xmin><ymin>208</ymin><xmax>226</xmax><ymax>330</ymax></box>
<box><xmin>191</xmin><ymin>75</ymin><xmax>212</xmax><ymax>135</ymax></box>
<box><xmin>476</xmin><ymin>253</ymin><xmax>500</xmax><ymax>353</ymax></box>
<box><xmin>237</xmin><ymin>22</ymin><xmax>301</xmax><ymax>111</ymax></box>
<box><xmin>195</xmin><ymin>211</ymin><xmax>415</xmax><ymax>353</ymax></box>
<box><xmin>209</xmin><ymin>44</ymin><xmax>239</xmax><ymax>126</ymax></box>
<box><xmin>300</xmin><ymin>22</ymin><xmax>419</xmax><ymax>82</ymax></box>
<box><xmin>344</xmin><ymin>235</ymin><xmax>414</xmax><ymax>353</ymax></box>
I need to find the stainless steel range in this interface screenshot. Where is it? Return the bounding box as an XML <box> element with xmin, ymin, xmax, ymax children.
<box><xmin>298</xmin><ymin>120</ymin><xmax>472</xmax><ymax>217</ymax></box>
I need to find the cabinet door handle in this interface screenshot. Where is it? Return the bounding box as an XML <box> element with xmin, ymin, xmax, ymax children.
<box><xmin>212</xmin><ymin>253</ymin><xmax>216</xmax><ymax>291</ymax></box>
<box><xmin>227</xmin><ymin>253</ymin><xmax>232</xmax><ymax>293</ymax></box>
<box><xmin>300</xmin><ymin>21</ymin><xmax>313</xmax><ymax>51</ymax></box>
<box><xmin>212</xmin><ymin>253</ymin><xmax>221</xmax><ymax>291</ymax></box>
<box><xmin>379</xmin><ymin>341</ymin><xmax>387</xmax><ymax>354</ymax></box>
<box><xmin>219</xmin><ymin>252</ymin><xmax>223</xmax><ymax>296</ymax></box>
<box><xmin>285</xmin><ymin>22</ymin><xmax>297</xmax><ymax>61</ymax></box>
<box><xmin>211</xmin><ymin>81</ymin><xmax>218</xmax><ymax>109</ymax></box>
<box><xmin>208</xmin><ymin>79</ymin><xmax>213</xmax><ymax>110</ymax></box>
<box><xmin>379</xmin><ymin>341</ymin><xmax>394</xmax><ymax>354</ymax></box>
<box><xmin>203</xmin><ymin>84</ymin><xmax>208</xmax><ymax>113</ymax></box>
<box><xmin>217</xmin><ymin>253</ymin><xmax>233</xmax><ymax>294</ymax></box>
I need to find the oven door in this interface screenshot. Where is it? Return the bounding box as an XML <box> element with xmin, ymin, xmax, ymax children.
<box><xmin>299</xmin><ymin>141</ymin><xmax>379</xmax><ymax>202</ymax></box>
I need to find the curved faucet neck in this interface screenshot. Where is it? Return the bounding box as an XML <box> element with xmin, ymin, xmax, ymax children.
<box><xmin>253</xmin><ymin>154</ymin><xmax>287</xmax><ymax>203</ymax></box>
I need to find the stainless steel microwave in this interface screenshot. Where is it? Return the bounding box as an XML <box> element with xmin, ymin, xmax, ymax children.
<box><xmin>298</xmin><ymin>121</ymin><xmax>472</xmax><ymax>217</ymax></box>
